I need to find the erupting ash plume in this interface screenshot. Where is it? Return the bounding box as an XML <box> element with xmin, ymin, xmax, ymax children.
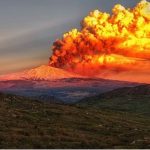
<box><xmin>49</xmin><ymin>0</ymin><xmax>150</xmax><ymax>76</ymax></box>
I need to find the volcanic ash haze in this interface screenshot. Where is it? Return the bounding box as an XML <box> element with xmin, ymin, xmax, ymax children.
<box><xmin>49</xmin><ymin>0</ymin><xmax>150</xmax><ymax>83</ymax></box>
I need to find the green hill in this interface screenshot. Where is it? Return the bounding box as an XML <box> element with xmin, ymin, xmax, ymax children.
<box><xmin>0</xmin><ymin>92</ymin><xmax>150</xmax><ymax>148</ymax></box>
<box><xmin>78</xmin><ymin>85</ymin><xmax>150</xmax><ymax>116</ymax></box>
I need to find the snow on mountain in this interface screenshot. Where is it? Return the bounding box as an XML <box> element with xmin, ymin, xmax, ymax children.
<box><xmin>0</xmin><ymin>65</ymin><xmax>81</xmax><ymax>81</ymax></box>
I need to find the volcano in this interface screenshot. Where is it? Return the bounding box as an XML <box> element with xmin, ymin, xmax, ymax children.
<box><xmin>1</xmin><ymin>0</ymin><xmax>149</xmax><ymax>103</ymax></box>
<box><xmin>0</xmin><ymin>65</ymin><xmax>139</xmax><ymax>103</ymax></box>
<box><xmin>0</xmin><ymin>65</ymin><xmax>81</xmax><ymax>81</ymax></box>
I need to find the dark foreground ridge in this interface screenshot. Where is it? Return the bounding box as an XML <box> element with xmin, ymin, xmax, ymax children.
<box><xmin>0</xmin><ymin>91</ymin><xmax>150</xmax><ymax>149</ymax></box>
<box><xmin>78</xmin><ymin>84</ymin><xmax>150</xmax><ymax>116</ymax></box>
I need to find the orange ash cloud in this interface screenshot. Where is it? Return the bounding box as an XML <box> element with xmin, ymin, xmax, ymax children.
<box><xmin>49</xmin><ymin>0</ymin><xmax>150</xmax><ymax>78</ymax></box>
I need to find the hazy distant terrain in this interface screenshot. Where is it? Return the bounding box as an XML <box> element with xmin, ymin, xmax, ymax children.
<box><xmin>0</xmin><ymin>78</ymin><xmax>138</xmax><ymax>103</ymax></box>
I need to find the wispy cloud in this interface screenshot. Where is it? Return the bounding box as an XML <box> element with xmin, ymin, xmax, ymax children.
<box><xmin>0</xmin><ymin>17</ymin><xmax>80</xmax><ymax>74</ymax></box>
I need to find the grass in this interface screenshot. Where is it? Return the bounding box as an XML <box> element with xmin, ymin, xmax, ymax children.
<box><xmin>0</xmin><ymin>93</ymin><xmax>150</xmax><ymax>148</ymax></box>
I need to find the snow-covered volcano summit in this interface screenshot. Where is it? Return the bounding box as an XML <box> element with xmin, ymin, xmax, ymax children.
<box><xmin>0</xmin><ymin>65</ymin><xmax>81</xmax><ymax>81</ymax></box>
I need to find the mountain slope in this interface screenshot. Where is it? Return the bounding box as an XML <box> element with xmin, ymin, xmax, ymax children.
<box><xmin>0</xmin><ymin>77</ymin><xmax>138</xmax><ymax>103</ymax></box>
<box><xmin>0</xmin><ymin>92</ymin><xmax>150</xmax><ymax>148</ymax></box>
<box><xmin>0</xmin><ymin>92</ymin><xmax>62</xmax><ymax>104</ymax></box>
<box><xmin>78</xmin><ymin>85</ymin><xmax>150</xmax><ymax>116</ymax></box>
<box><xmin>0</xmin><ymin>65</ymin><xmax>81</xmax><ymax>81</ymax></box>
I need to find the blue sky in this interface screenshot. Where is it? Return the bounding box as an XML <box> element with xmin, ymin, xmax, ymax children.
<box><xmin>0</xmin><ymin>0</ymin><xmax>140</xmax><ymax>74</ymax></box>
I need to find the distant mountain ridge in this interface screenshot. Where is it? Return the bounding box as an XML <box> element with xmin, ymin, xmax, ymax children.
<box><xmin>92</xmin><ymin>84</ymin><xmax>150</xmax><ymax>98</ymax></box>
<box><xmin>78</xmin><ymin>84</ymin><xmax>150</xmax><ymax>115</ymax></box>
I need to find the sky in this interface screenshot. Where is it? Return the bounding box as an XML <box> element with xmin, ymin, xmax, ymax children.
<box><xmin>0</xmin><ymin>0</ymin><xmax>140</xmax><ymax>75</ymax></box>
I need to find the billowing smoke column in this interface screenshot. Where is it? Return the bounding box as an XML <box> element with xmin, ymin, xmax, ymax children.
<box><xmin>49</xmin><ymin>0</ymin><xmax>150</xmax><ymax>76</ymax></box>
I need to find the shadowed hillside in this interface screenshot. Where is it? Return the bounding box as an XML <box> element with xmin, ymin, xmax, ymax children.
<box><xmin>78</xmin><ymin>85</ymin><xmax>150</xmax><ymax>116</ymax></box>
<box><xmin>0</xmin><ymin>92</ymin><xmax>150</xmax><ymax>148</ymax></box>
